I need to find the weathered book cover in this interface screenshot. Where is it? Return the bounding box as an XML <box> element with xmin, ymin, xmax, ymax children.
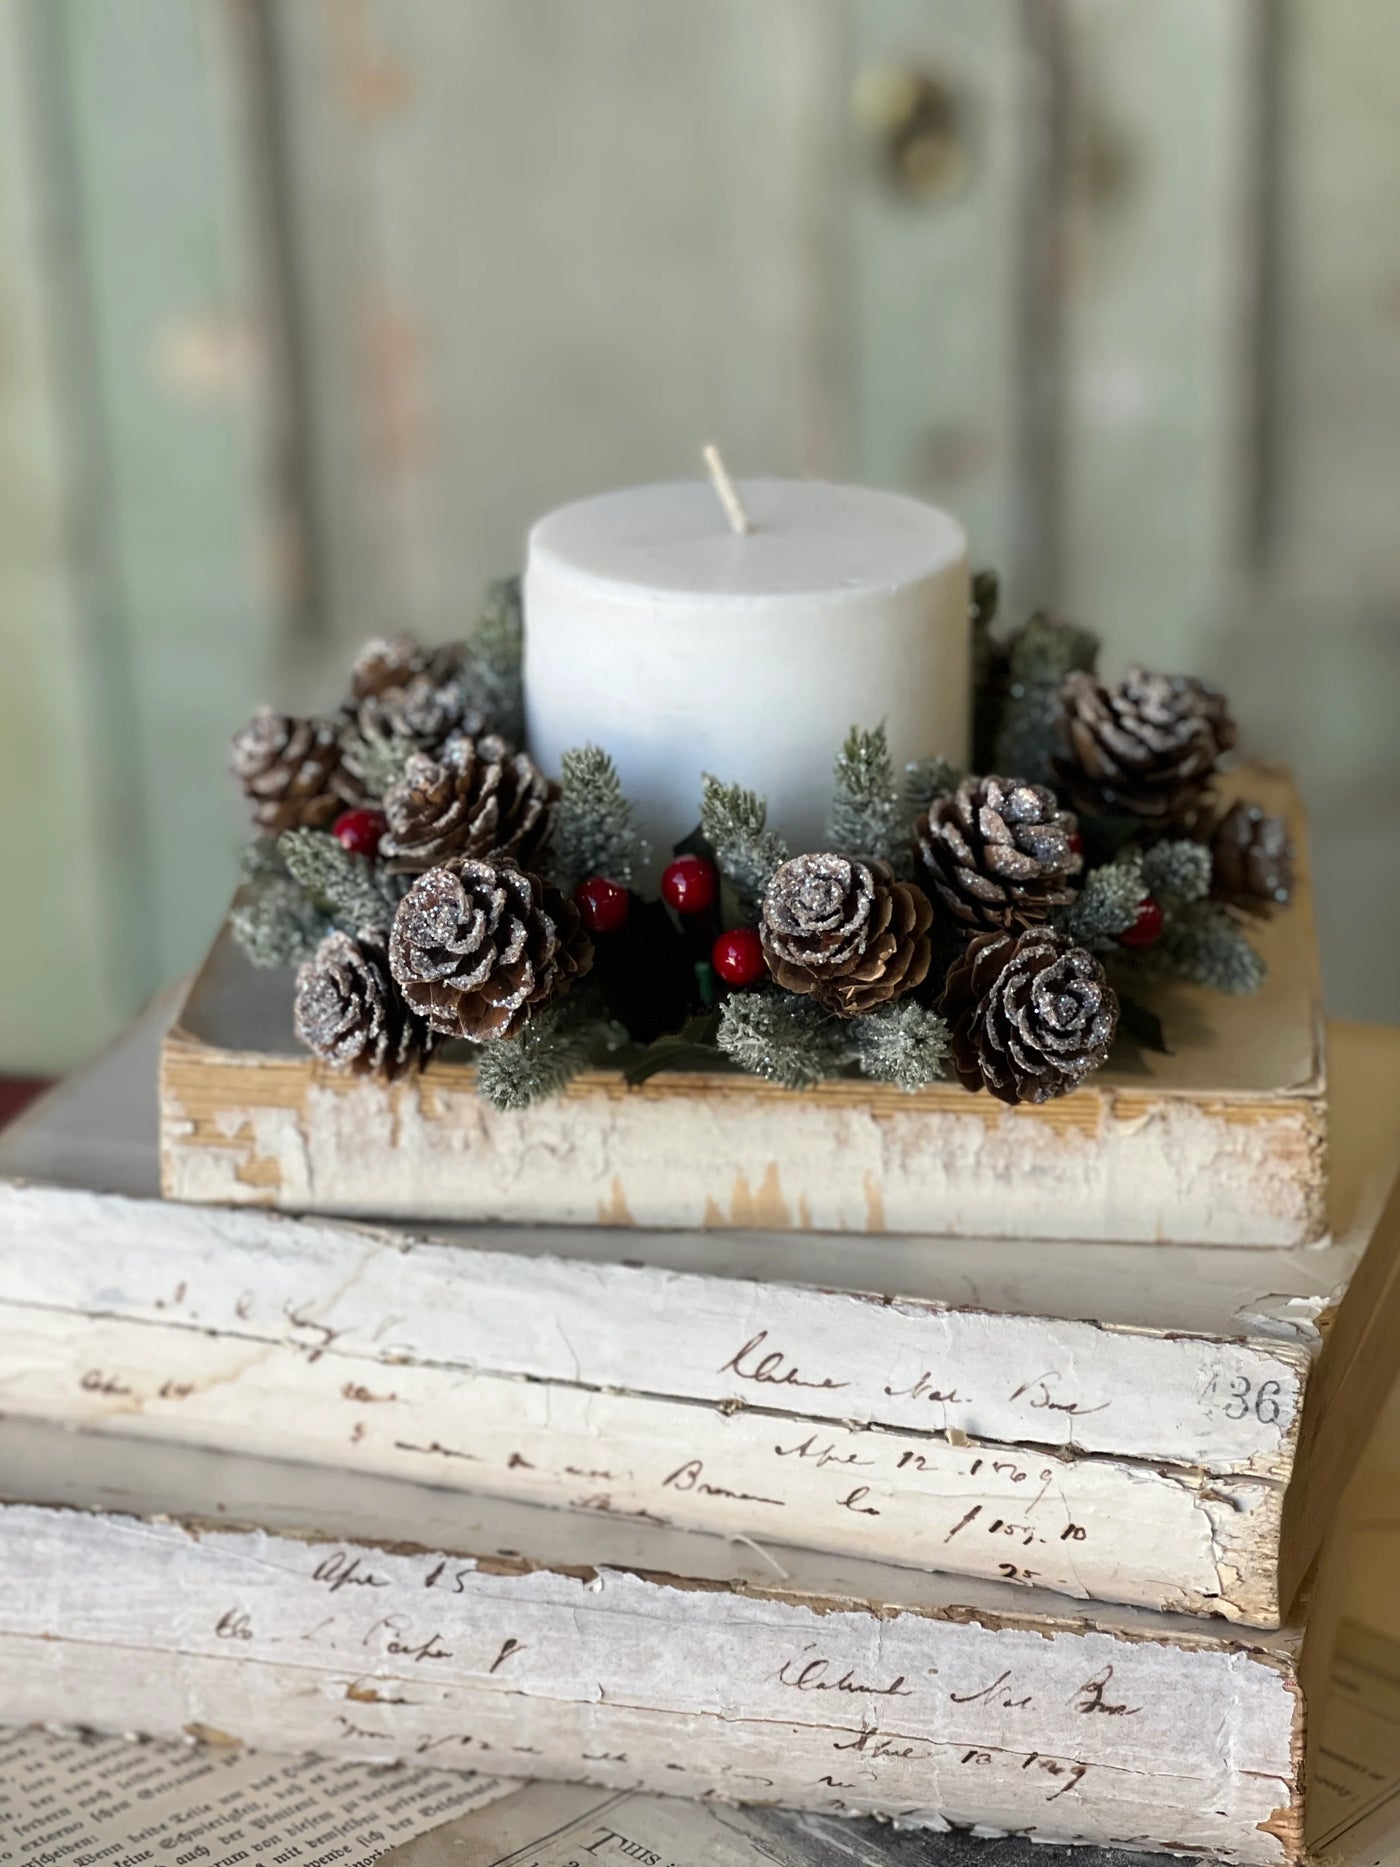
<box><xmin>4</xmin><ymin>1013</ymin><xmax>1397</xmax><ymax>1624</ymax></box>
<box><xmin>159</xmin><ymin>767</ymin><xmax>1326</xmax><ymax>1246</ymax></box>
<box><xmin>0</xmin><ymin>1419</ymin><xmax>1316</xmax><ymax>1865</ymax></box>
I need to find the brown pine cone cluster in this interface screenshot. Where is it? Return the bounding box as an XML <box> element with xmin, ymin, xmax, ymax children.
<box><xmin>230</xmin><ymin>708</ymin><xmax>361</xmax><ymax>834</ymax></box>
<box><xmin>915</xmin><ymin>775</ymin><xmax>1081</xmax><ymax>932</ymax></box>
<box><xmin>389</xmin><ymin>856</ymin><xmax>593</xmax><ymax>1041</ymax></box>
<box><xmin>760</xmin><ymin>854</ymin><xmax>932</xmax><ymax>1017</ymax></box>
<box><xmin>293</xmin><ymin>930</ymin><xmax>435</xmax><ymax>1079</ymax></box>
<box><xmin>1210</xmin><ymin>800</ymin><xmax>1294</xmax><ymax>915</ymax></box>
<box><xmin>382</xmin><ymin>735</ymin><xmax>558</xmax><ymax>871</ymax></box>
<box><xmin>1055</xmin><ymin>666</ymin><xmax>1235</xmax><ymax>824</ymax></box>
<box><xmin>938</xmin><ymin>926</ymin><xmax>1118</xmax><ymax>1105</ymax></box>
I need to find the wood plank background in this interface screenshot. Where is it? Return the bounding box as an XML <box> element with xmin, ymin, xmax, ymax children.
<box><xmin>1</xmin><ymin>0</ymin><xmax>1397</xmax><ymax>1070</ymax></box>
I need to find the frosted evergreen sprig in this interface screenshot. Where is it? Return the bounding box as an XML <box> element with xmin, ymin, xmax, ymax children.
<box><xmin>716</xmin><ymin>990</ymin><xmax>949</xmax><ymax>1093</ymax></box>
<box><xmin>700</xmin><ymin>776</ymin><xmax>789</xmax><ymax>906</ymax></box>
<box><xmin>716</xmin><ymin>991</ymin><xmax>846</xmax><ymax>1089</ymax></box>
<box><xmin>458</xmin><ymin>575</ymin><xmax>524</xmax><ymax>747</ymax></box>
<box><xmin>904</xmin><ymin>756</ymin><xmax>960</xmax><ymax>815</ymax></box>
<box><xmin>230</xmin><ymin>877</ymin><xmax>329</xmax><ymax>970</ymax></box>
<box><xmin>278</xmin><ymin>828</ymin><xmax>404</xmax><ymax>935</ymax></box>
<box><xmin>550</xmin><ymin>745</ymin><xmax>649</xmax><ymax>891</ymax></box>
<box><xmin>1141</xmin><ymin>838</ymin><xmax>1212</xmax><ymax>904</ymax></box>
<box><xmin>1061</xmin><ymin>854</ymin><xmax>1146</xmax><ymax>950</ymax></box>
<box><xmin>1148</xmin><ymin>901</ymin><xmax>1266</xmax><ymax>996</ymax></box>
<box><xmin>992</xmin><ymin>611</ymin><xmax>1100</xmax><ymax>786</ymax></box>
<box><xmin>828</xmin><ymin>724</ymin><xmax>902</xmax><ymax>865</ymax></box>
<box><xmin>344</xmin><ymin>729</ymin><xmax>414</xmax><ymax>802</ymax></box>
<box><xmin>475</xmin><ymin>1002</ymin><xmax>601</xmax><ymax>1111</ymax></box>
<box><xmin>847</xmin><ymin>999</ymin><xmax>949</xmax><ymax>1092</ymax></box>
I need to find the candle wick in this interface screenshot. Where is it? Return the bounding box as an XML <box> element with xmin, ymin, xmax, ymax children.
<box><xmin>702</xmin><ymin>444</ymin><xmax>751</xmax><ymax>536</ymax></box>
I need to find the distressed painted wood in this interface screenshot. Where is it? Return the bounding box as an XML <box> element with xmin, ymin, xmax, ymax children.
<box><xmin>0</xmin><ymin>1419</ymin><xmax>1312</xmax><ymax>1862</ymax></box>
<box><xmin>159</xmin><ymin>768</ymin><xmax>1327</xmax><ymax>1245</ymax></box>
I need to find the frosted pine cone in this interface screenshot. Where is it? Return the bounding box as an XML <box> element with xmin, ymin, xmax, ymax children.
<box><xmin>937</xmin><ymin>925</ymin><xmax>1118</xmax><ymax>1105</ymax></box>
<box><xmin>389</xmin><ymin>856</ymin><xmax>593</xmax><ymax>1041</ymax></box>
<box><xmin>348</xmin><ymin>632</ymin><xmax>468</xmax><ymax>702</ymax></box>
<box><xmin>1054</xmin><ymin>667</ymin><xmax>1236</xmax><ymax>824</ymax></box>
<box><xmin>915</xmin><ymin>775</ymin><xmax>1082</xmax><ymax>933</ymax></box>
<box><xmin>230</xmin><ymin>708</ymin><xmax>360</xmax><ymax>834</ymax></box>
<box><xmin>293</xmin><ymin>930</ymin><xmax>434</xmax><ymax>1080</ymax></box>
<box><xmin>1210</xmin><ymin>800</ymin><xmax>1295</xmax><ymax>915</ymax></box>
<box><xmin>381</xmin><ymin>734</ymin><xmax>558</xmax><ymax>871</ymax></box>
<box><xmin>760</xmin><ymin>853</ymin><xmax>933</xmax><ymax>1018</ymax></box>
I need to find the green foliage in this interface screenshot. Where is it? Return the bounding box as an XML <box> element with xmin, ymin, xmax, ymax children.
<box><xmin>828</xmin><ymin>724</ymin><xmax>902</xmax><ymax>863</ymax></box>
<box><xmin>550</xmin><ymin>745</ymin><xmax>649</xmax><ymax>890</ymax></box>
<box><xmin>904</xmin><ymin>756</ymin><xmax>961</xmax><ymax>815</ymax></box>
<box><xmin>230</xmin><ymin>878</ymin><xmax>328</xmax><ymax>971</ymax></box>
<box><xmin>1150</xmin><ymin>902</ymin><xmax>1266</xmax><ymax>996</ymax></box>
<box><xmin>700</xmin><ymin>775</ymin><xmax>789</xmax><ymax>905</ymax></box>
<box><xmin>461</xmin><ymin>575</ymin><xmax>525</xmax><ymax>745</ymax></box>
<box><xmin>344</xmin><ymin>729</ymin><xmax>414</xmax><ymax>802</ymax></box>
<box><xmin>715</xmin><ymin>991</ymin><xmax>846</xmax><ymax>1089</ymax></box>
<box><xmin>474</xmin><ymin>1003</ymin><xmax>600</xmax><ymax>1111</ymax></box>
<box><xmin>1061</xmin><ymin>854</ymin><xmax>1146</xmax><ymax>950</ymax></box>
<box><xmin>278</xmin><ymin>828</ymin><xmax>403</xmax><ymax>935</ymax></box>
<box><xmin>716</xmin><ymin>990</ymin><xmax>948</xmax><ymax>1093</ymax></box>
<box><xmin>991</xmin><ymin>611</ymin><xmax>1100</xmax><ymax>786</ymax></box>
<box><xmin>846</xmin><ymin>1000</ymin><xmax>949</xmax><ymax>1091</ymax></box>
<box><xmin>1141</xmin><ymin>838</ymin><xmax>1212</xmax><ymax>903</ymax></box>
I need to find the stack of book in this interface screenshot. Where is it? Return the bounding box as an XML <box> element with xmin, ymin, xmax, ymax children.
<box><xmin>1</xmin><ymin>780</ymin><xmax>1398</xmax><ymax>1864</ymax></box>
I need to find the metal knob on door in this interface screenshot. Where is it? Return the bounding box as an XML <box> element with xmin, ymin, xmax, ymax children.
<box><xmin>852</xmin><ymin>65</ymin><xmax>968</xmax><ymax>201</ymax></box>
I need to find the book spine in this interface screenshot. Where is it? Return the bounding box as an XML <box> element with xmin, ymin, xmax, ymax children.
<box><xmin>0</xmin><ymin>1302</ymin><xmax>1284</xmax><ymax>1620</ymax></box>
<box><xmin>0</xmin><ymin>1499</ymin><xmax>1302</xmax><ymax>1863</ymax></box>
<box><xmin>161</xmin><ymin>1032</ymin><xmax>1327</xmax><ymax>1246</ymax></box>
<box><xmin>0</xmin><ymin>1183</ymin><xmax>1310</xmax><ymax>1476</ymax></box>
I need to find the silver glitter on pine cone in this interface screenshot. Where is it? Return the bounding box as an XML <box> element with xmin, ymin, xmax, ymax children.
<box><xmin>293</xmin><ymin>929</ymin><xmax>434</xmax><ymax>1080</ymax></box>
<box><xmin>1055</xmin><ymin>666</ymin><xmax>1236</xmax><ymax>823</ymax></box>
<box><xmin>937</xmin><ymin>925</ymin><xmax>1118</xmax><ymax>1105</ymax></box>
<box><xmin>915</xmin><ymin>774</ymin><xmax>1082</xmax><ymax>933</ymax></box>
<box><xmin>388</xmin><ymin>855</ymin><xmax>592</xmax><ymax>1042</ymax></box>
<box><xmin>230</xmin><ymin>707</ymin><xmax>360</xmax><ymax>834</ymax></box>
<box><xmin>760</xmin><ymin>852</ymin><xmax>933</xmax><ymax>1018</ymax></box>
<box><xmin>381</xmin><ymin>733</ymin><xmax>558</xmax><ymax>871</ymax></box>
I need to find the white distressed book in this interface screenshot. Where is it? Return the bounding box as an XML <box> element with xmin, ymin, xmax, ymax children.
<box><xmin>159</xmin><ymin>767</ymin><xmax>1327</xmax><ymax>1247</ymax></box>
<box><xmin>0</xmin><ymin>1418</ymin><xmax>1328</xmax><ymax>1866</ymax></box>
<box><xmin>2</xmin><ymin>1009</ymin><xmax>1397</xmax><ymax>1625</ymax></box>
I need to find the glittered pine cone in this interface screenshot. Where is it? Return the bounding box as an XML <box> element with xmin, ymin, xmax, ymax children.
<box><xmin>388</xmin><ymin>856</ymin><xmax>593</xmax><ymax>1041</ymax></box>
<box><xmin>230</xmin><ymin>707</ymin><xmax>361</xmax><ymax>834</ymax></box>
<box><xmin>350</xmin><ymin>672</ymin><xmax>486</xmax><ymax>756</ymax></box>
<box><xmin>937</xmin><ymin>925</ymin><xmax>1118</xmax><ymax>1106</ymax></box>
<box><xmin>760</xmin><ymin>853</ymin><xmax>933</xmax><ymax>1018</ymax></box>
<box><xmin>347</xmin><ymin>632</ymin><xmax>466</xmax><ymax>703</ymax></box>
<box><xmin>1054</xmin><ymin>666</ymin><xmax>1236</xmax><ymax>825</ymax></box>
<box><xmin>381</xmin><ymin>734</ymin><xmax>558</xmax><ymax>871</ymax></box>
<box><xmin>293</xmin><ymin>929</ymin><xmax>435</xmax><ymax>1080</ymax></box>
<box><xmin>915</xmin><ymin>774</ymin><xmax>1082</xmax><ymax>933</ymax></box>
<box><xmin>1210</xmin><ymin>800</ymin><xmax>1295</xmax><ymax>915</ymax></box>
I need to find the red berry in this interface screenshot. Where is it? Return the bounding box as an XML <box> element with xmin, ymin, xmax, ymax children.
<box><xmin>333</xmin><ymin>808</ymin><xmax>387</xmax><ymax>857</ymax></box>
<box><xmin>1068</xmin><ymin>828</ymin><xmax>1085</xmax><ymax>857</ymax></box>
<box><xmin>1118</xmin><ymin>895</ymin><xmax>1165</xmax><ymax>950</ymax></box>
<box><xmin>573</xmin><ymin>875</ymin><xmax>631</xmax><ymax>935</ymax></box>
<box><xmin>712</xmin><ymin>926</ymin><xmax>767</xmax><ymax>988</ymax></box>
<box><xmin>661</xmin><ymin>854</ymin><xmax>718</xmax><ymax>916</ymax></box>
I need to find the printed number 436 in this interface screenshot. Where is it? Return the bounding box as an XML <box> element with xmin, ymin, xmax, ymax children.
<box><xmin>1209</xmin><ymin>1373</ymin><xmax>1284</xmax><ymax>1424</ymax></box>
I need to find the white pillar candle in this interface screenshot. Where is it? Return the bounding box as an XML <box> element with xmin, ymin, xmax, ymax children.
<box><xmin>523</xmin><ymin>477</ymin><xmax>969</xmax><ymax>872</ymax></box>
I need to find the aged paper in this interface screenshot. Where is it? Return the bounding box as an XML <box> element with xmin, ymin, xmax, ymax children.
<box><xmin>376</xmin><ymin>1780</ymin><xmax>1182</xmax><ymax>1866</ymax></box>
<box><xmin>0</xmin><ymin>1725</ymin><xmax>513</xmax><ymax>1867</ymax></box>
<box><xmin>1310</xmin><ymin>1619</ymin><xmax>1400</xmax><ymax>1861</ymax></box>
